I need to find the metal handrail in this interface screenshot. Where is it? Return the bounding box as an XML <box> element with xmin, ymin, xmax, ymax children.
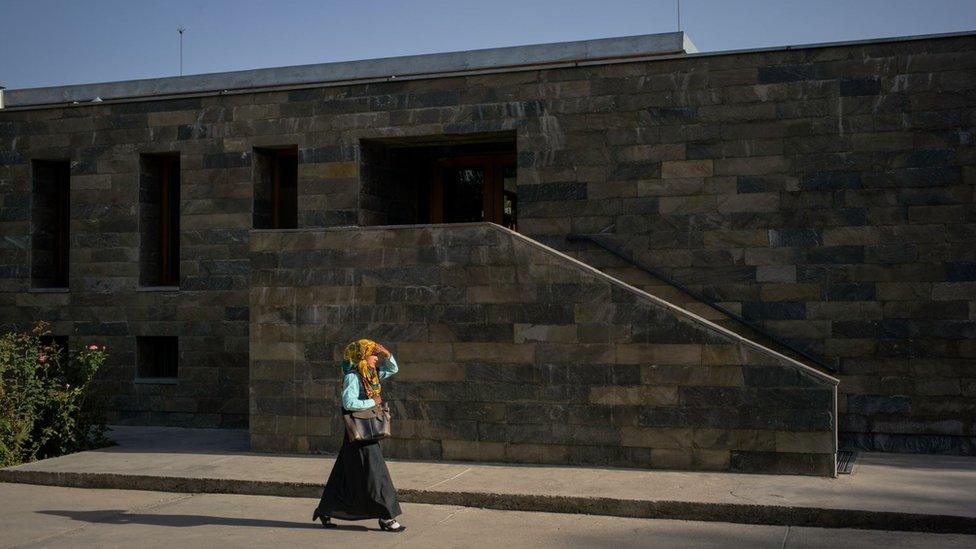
<box><xmin>567</xmin><ymin>233</ymin><xmax>837</xmax><ymax>373</ymax></box>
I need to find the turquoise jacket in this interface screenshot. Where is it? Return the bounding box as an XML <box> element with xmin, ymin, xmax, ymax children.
<box><xmin>341</xmin><ymin>354</ymin><xmax>398</xmax><ymax>411</ymax></box>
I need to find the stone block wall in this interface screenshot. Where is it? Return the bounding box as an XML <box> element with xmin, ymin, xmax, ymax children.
<box><xmin>249</xmin><ymin>223</ymin><xmax>837</xmax><ymax>476</ymax></box>
<box><xmin>0</xmin><ymin>32</ymin><xmax>972</xmax><ymax>451</ymax></box>
<box><xmin>512</xmin><ymin>36</ymin><xmax>976</xmax><ymax>455</ymax></box>
<box><xmin>0</xmin><ymin>100</ymin><xmax>254</xmax><ymax>428</ymax></box>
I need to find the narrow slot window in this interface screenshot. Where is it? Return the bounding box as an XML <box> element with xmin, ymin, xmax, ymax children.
<box><xmin>139</xmin><ymin>153</ymin><xmax>180</xmax><ymax>287</ymax></box>
<box><xmin>31</xmin><ymin>160</ymin><xmax>70</xmax><ymax>288</ymax></box>
<box><xmin>254</xmin><ymin>146</ymin><xmax>298</xmax><ymax>229</ymax></box>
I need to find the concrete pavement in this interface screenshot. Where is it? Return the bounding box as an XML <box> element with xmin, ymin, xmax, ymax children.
<box><xmin>3</xmin><ymin>483</ymin><xmax>976</xmax><ymax>548</ymax></box>
<box><xmin>1</xmin><ymin>426</ymin><xmax>975</xmax><ymax>534</ymax></box>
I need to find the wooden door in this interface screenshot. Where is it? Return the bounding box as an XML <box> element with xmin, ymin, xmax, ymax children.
<box><xmin>430</xmin><ymin>153</ymin><xmax>516</xmax><ymax>229</ymax></box>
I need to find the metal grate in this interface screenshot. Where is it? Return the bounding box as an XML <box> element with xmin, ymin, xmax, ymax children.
<box><xmin>837</xmin><ymin>450</ymin><xmax>858</xmax><ymax>474</ymax></box>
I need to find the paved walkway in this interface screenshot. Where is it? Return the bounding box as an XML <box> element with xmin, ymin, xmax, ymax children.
<box><xmin>4</xmin><ymin>483</ymin><xmax>975</xmax><ymax>548</ymax></box>
<box><xmin>1</xmin><ymin>426</ymin><xmax>974</xmax><ymax>533</ymax></box>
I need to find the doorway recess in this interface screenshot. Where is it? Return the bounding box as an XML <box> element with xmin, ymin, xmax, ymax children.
<box><xmin>360</xmin><ymin>132</ymin><xmax>516</xmax><ymax>229</ymax></box>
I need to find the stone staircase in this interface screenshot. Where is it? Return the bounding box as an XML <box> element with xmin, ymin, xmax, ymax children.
<box><xmin>566</xmin><ymin>233</ymin><xmax>837</xmax><ymax>374</ymax></box>
<box><xmin>249</xmin><ymin>222</ymin><xmax>839</xmax><ymax>476</ymax></box>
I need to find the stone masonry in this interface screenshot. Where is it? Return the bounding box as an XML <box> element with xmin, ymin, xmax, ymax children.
<box><xmin>0</xmin><ymin>31</ymin><xmax>973</xmax><ymax>456</ymax></box>
<box><xmin>249</xmin><ymin>223</ymin><xmax>838</xmax><ymax>476</ymax></box>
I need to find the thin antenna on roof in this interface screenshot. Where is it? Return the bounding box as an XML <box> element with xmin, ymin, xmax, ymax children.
<box><xmin>677</xmin><ymin>0</ymin><xmax>681</xmax><ymax>31</ymax></box>
<box><xmin>178</xmin><ymin>27</ymin><xmax>187</xmax><ymax>76</ymax></box>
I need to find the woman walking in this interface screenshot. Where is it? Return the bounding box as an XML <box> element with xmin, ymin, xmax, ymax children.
<box><xmin>312</xmin><ymin>339</ymin><xmax>405</xmax><ymax>532</ymax></box>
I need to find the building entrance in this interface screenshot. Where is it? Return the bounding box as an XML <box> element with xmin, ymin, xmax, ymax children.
<box><xmin>431</xmin><ymin>153</ymin><xmax>516</xmax><ymax>229</ymax></box>
<box><xmin>359</xmin><ymin>133</ymin><xmax>516</xmax><ymax>229</ymax></box>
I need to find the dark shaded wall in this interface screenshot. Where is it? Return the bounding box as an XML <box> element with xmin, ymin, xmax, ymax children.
<box><xmin>0</xmin><ymin>33</ymin><xmax>972</xmax><ymax>451</ymax></box>
<box><xmin>358</xmin><ymin>141</ymin><xmax>420</xmax><ymax>226</ymax></box>
<box><xmin>250</xmin><ymin>224</ymin><xmax>837</xmax><ymax>475</ymax></box>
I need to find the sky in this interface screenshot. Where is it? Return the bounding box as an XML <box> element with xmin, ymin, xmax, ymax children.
<box><xmin>1</xmin><ymin>0</ymin><xmax>975</xmax><ymax>90</ymax></box>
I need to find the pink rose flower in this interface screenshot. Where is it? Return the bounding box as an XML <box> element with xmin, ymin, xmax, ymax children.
<box><xmin>88</xmin><ymin>344</ymin><xmax>99</xmax><ymax>351</ymax></box>
<box><xmin>38</xmin><ymin>354</ymin><xmax>48</xmax><ymax>363</ymax></box>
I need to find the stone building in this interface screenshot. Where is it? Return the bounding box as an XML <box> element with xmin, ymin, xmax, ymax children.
<box><xmin>1</xmin><ymin>30</ymin><xmax>973</xmax><ymax>476</ymax></box>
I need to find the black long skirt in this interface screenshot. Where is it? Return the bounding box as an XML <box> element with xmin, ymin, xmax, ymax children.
<box><xmin>314</xmin><ymin>434</ymin><xmax>402</xmax><ymax>521</ymax></box>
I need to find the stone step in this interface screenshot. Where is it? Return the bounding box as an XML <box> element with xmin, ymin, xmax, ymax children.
<box><xmin>1</xmin><ymin>426</ymin><xmax>974</xmax><ymax>535</ymax></box>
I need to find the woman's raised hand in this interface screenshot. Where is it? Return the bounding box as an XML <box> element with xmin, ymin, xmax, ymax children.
<box><xmin>373</xmin><ymin>343</ymin><xmax>391</xmax><ymax>359</ymax></box>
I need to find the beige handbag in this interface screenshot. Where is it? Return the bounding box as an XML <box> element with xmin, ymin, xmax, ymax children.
<box><xmin>343</xmin><ymin>402</ymin><xmax>392</xmax><ymax>442</ymax></box>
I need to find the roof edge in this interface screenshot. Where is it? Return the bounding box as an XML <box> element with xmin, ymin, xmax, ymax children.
<box><xmin>3</xmin><ymin>32</ymin><xmax>690</xmax><ymax>108</ymax></box>
<box><xmin>4</xmin><ymin>29</ymin><xmax>974</xmax><ymax>110</ymax></box>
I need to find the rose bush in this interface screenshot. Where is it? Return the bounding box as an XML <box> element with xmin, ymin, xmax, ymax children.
<box><xmin>0</xmin><ymin>322</ymin><xmax>111</xmax><ymax>467</ymax></box>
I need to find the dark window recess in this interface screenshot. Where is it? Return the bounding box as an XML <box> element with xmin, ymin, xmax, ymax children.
<box><xmin>253</xmin><ymin>146</ymin><xmax>298</xmax><ymax>229</ymax></box>
<box><xmin>139</xmin><ymin>153</ymin><xmax>180</xmax><ymax>286</ymax></box>
<box><xmin>136</xmin><ymin>336</ymin><xmax>178</xmax><ymax>379</ymax></box>
<box><xmin>31</xmin><ymin>160</ymin><xmax>70</xmax><ymax>288</ymax></box>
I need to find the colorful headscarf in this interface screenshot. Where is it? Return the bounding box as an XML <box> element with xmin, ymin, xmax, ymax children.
<box><xmin>343</xmin><ymin>339</ymin><xmax>381</xmax><ymax>399</ymax></box>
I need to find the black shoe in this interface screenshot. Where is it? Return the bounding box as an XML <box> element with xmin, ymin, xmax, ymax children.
<box><xmin>312</xmin><ymin>509</ymin><xmax>337</xmax><ymax>529</ymax></box>
<box><xmin>379</xmin><ymin>518</ymin><xmax>406</xmax><ymax>532</ymax></box>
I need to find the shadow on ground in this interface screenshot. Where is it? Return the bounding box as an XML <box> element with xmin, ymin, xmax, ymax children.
<box><xmin>39</xmin><ymin>510</ymin><xmax>371</xmax><ymax>532</ymax></box>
